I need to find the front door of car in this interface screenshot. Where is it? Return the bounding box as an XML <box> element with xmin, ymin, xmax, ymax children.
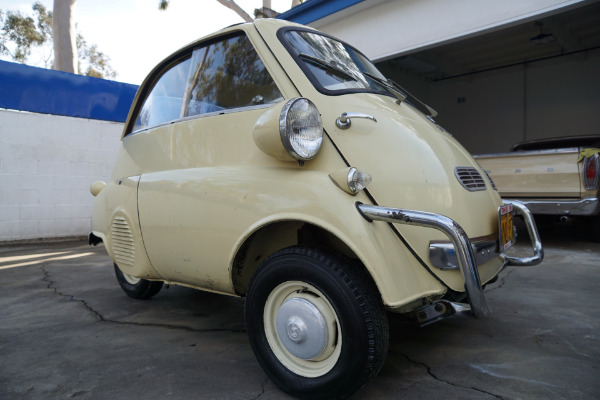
<box><xmin>131</xmin><ymin>32</ymin><xmax>284</xmax><ymax>292</ymax></box>
<box><xmin>264</xmin><ymin>26</ymin><xmax>500</xmax><ymax>268</ymax></box>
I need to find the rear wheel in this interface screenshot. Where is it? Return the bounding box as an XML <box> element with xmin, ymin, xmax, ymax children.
<box><xmin>114</xmin><ymin>263</ymin><xmax>163</xmax><ymax>299</ymax></box>
<box><xmin>245</xmin><ymin>246</ymin><xmax>388</xmax><ymax>399</ymax></box>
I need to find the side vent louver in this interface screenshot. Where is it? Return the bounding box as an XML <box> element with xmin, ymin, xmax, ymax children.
<box><xmin>455</xmin><ymin>167</ymin><xmax>486</xmax><ymax>191</ymax></box>
<box><xmin>111</xmin><ymin>216</ymin><xmax>135</xmax><ymax>268</ymax></box>
<box><xmin>483</xmin><ymin>169</ymin><xmax>498</xmax><ymax>191</ymax></box>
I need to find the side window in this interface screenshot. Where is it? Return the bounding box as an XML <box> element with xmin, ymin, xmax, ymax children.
<box><xmin>132</xmin><ymin>32</ymin><xmax>281</xmax><ymax>133</ymax></box>
<box><xmin>183</xmin><ymin>34</ymin><xmax>282</xmax><ymax>117</ymax></box>
<box><xmin>134</xmin><ymin>58</ymin><xmax>191</xmax><ymax>131</ymax></box>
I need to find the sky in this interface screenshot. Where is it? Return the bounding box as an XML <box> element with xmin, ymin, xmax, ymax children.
<box><xmin>0</xmin><ymin>0</ymin><xmax>297</xmax><ymax>85</ymax></box>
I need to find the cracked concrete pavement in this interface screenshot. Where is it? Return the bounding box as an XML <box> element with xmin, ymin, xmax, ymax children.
<box><xmin>1</xmin><ymin>223</ymin><xmax>599</xmax><ymax>400</ymax></box>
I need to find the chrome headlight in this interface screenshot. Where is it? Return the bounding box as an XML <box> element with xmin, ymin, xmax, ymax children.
<box><xmin>279</xmin><ymin>98</ymin><xmax>323</xmax><ymax>161</ymax></box>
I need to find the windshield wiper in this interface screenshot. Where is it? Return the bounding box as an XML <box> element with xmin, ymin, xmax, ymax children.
<box><xmin>389</xmin><ymin>79</ymin><xmax>438</xmax><ymax>117</ymax></box>
<box><xmin>364</xmin><ymin>72</ymin><xmax>438</xmax><ymax>117</ymax></box>
<box><xmin>363</xmin><ymin>72</ymin><xmax>407</xmax><ymax>104</ymax></box>
<box><xmin>299</xmin><ymin>53</ymin><xmax>357</xmax><ymax>82</ymax></box>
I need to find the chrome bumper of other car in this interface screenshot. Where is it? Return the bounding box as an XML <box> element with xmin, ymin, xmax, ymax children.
<box><xmin>356</xmin><ymin>200</ymin><xmax>543</xmax><ymax>321</ymax></box>
<box><xmin>506</xmin><ymin>196</ymin><xmax>600</xmax><ymax>216</ymax></box>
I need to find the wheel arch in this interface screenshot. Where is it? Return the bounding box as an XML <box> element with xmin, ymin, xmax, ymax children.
<box><xmin>231</xmin><ymin>219</ymin><xmax>377</xmax><ymax>298</ymax></box>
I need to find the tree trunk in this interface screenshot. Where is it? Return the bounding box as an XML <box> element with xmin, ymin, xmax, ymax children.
<box><xmin>53</xmin><ymin>0</ymin><xmax>77</xmax><ymax>73</ymax></box>
<box><xmin>216</xmin><ymin>0</ymin><xmax>253</xmax><ymax>22</ymax></box>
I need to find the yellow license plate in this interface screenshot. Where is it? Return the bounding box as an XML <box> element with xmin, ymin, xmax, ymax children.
<box><xmin>499</xmin><ymin>204</ymin><xmax>514</xmax><ymax>252</ymax></box>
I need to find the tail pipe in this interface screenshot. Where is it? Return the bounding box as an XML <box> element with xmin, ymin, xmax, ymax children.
<box><xmin>356</xmin><ymin>200</ymin><xmax>543</xmax><ymax>320</ymax></box>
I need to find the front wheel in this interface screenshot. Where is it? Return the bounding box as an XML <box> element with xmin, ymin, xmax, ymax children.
<box><xmin>114</xmin><ymin>263</ymin><xmax>163</xmax><ymax>299</ymax></box>
<box><xmin>245</xmin><ymin>247</ymin><xmax>389</xmax><ymax>399</ymax></box>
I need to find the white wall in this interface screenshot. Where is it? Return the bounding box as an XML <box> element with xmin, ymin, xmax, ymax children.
<box><xmin>313</xmin><ymin>0</ymin><xmax>587</xmax><ymax>62</ymax></box>
<box><xmin>0</xmin><ymin>110</ymin><xmax>122</xmax><ymax>242</ymax></box>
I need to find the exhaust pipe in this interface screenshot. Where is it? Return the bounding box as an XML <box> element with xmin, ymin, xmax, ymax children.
<box><xmin>416</xmin><ymin>300</ymin><xmax>472</xmax><ymax>326</ymax></box>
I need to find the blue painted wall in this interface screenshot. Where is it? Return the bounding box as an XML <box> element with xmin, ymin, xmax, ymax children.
<box><xmin>0</xmin><ymin>60</ymin><xmax>139</xmax><ymax>123</ymax></box>
<box><xmin>278</xmin><ymin>0</ymin><xmax>364</xmax><ymax>25</ymax></box>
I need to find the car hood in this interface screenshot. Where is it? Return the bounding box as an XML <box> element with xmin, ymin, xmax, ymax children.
<box><xmin>318</xmin><ymin>93</ymin><xmax>503</xmax><ymax>242</ymax></box>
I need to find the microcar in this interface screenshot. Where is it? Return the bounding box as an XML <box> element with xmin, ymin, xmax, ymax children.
<box><xmin>90</xmin><ymin>18</ymin><xmax>543</xmax><ymax>399</ymax></box>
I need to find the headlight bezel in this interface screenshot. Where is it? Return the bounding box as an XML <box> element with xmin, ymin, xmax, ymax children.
<box><xmin>279</xmin><ymin>97</ymin><xmax>323</xmax><ymax>161</ymax></box>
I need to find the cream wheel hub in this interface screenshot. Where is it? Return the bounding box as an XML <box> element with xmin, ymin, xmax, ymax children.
<box><xmin>122</xmin><ymin>272</ymin><xmax>141</xmax><ymax>285</ymax></box>
<box><xmin>264</xmin><ymin>281</ymin><xmax>341</xmax><ymax>377</ymax></box>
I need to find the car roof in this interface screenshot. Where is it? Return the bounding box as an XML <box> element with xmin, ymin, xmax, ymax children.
<box><xmin>511</xmin><ymin>135</ymin><xmax>600</xmax><ymax>151</ymax></box>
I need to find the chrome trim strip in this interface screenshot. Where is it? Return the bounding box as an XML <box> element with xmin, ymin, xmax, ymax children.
<box><xmin>128</xmin><ymin>103</ymin><xmax>275</xmax><ymax>136</ymax></box>
<box><xmin>507</xmin><ymin>197</ymin><xmax>600</xmax><ymax>216</ymax></box>
<box><xmin>501</xmin><ymin>200</ymin><xmax>544</xmax><ymax>267</ymax></box>
<box><xmin>356</xmin><ymin>203</ymin><xmax>491</xmax><ymax>319</ymax></box>
<box><xmin>473</xmin><ymin>148</ymin><xmax>579</xmax><ymax>159</ymax></box>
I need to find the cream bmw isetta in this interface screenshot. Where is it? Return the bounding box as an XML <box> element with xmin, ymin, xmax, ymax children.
<box><xmin>89</xmin><ymin>18</ymin><xmax>543</xmax><ymax>399</ymax></box>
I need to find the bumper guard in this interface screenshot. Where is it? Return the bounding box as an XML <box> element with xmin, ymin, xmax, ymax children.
<box><xmin>356</xmin><ymin>200</ymin><xmax>543</xmax><ymax>320</ymax></box>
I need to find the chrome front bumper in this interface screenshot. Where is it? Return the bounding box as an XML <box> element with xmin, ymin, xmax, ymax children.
<box><xmin>429</xmin><ymin>237</ymin><xmax>498</xmax><ymax>271</ymax></box>
<box><xmin>356</xmin><ymin>200</ymin><xmax>543</xmax><ymax>320</ymax></box>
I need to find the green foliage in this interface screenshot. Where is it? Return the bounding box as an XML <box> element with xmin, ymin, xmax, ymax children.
<box><xmin>0</xmin><ymin>1</ymin><xmax>116</xmax><ymax>79</ymax></box>
<box><xmin>158</xmin><ymin>0</ymin><xmax>170</xmax><ymax>10</ymax></box>
<box><xmin>0</xmin><ymin>2</ymin><xmax>52</xmax><ymax>63</ymax></box>
<box><xmin>77</xmin><ymin>34</ymin><xmax>116</xmax><ymax>79</ymax></box>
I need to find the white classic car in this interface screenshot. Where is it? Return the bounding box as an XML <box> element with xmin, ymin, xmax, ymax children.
<box><xmin>89</xmin><ymin>19</ymin><xmax>543</xmax><ymax>399</ymax></box>
<box><xmin>475</xmin><ymin>136</ymin><xmax>600</xmax><ymax>240</ymax></box>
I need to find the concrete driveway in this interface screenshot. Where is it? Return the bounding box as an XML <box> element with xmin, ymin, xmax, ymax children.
<box><xmin>1</xmin><ymin>225</ymin><xmax>599</xmax><ymax>399</ymax></box>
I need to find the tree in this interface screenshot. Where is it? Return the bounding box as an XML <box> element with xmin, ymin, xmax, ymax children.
<box><xmin>76</xmin><ymin>34</ymin><xmax>116</xmax><ymax>79</ymax></box>
<box><xmin>0</xmin><ymin>1</ymin><xmax>116</xmax><ymax>79</ymax></box>
<box><xmin>215</xmin><ymin>0</ymin><xmax>253</xmax><ymax>22</ymax></box>
<box><xmin>0</xmin><ymin>2</ymin><xmax>52</xmax><ymax>64</ymax></box>
<box><xmin>158</xmin><ymin>0</ymin><xmax>303</xmax><ymax>22</ymax></box>
<box><xmin>52</xmin><ymin>0</ymin><xmax>77</xmax><ymax>73</ymax></box>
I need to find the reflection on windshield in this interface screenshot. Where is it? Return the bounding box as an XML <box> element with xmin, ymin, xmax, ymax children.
<box><xmin>184</xmin><ymin>35</ymin><xmax>282</xmax><ymax>115</ymax></box>
<box><xmin>283</xmin><ymin>29</ymin><xmax>438</xmax><ymax>117</ymax></box>
<box><xmin>284</xmin><ymin>30</ymin><xmax>388</xmax><ymax>93</ymax></box>
<box><xmin>133</xmin><ymin>34</ymin><xmax>282</xmax><ymax>132</ymax></box>
<box><xmin>298</xmin><ymin>53</ymin><xmax>357</xmax><ymax>82</ymax></box>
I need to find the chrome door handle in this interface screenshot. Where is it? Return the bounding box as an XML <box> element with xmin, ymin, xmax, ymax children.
<box><xmin>335</xmin><ymin>112</ymin><xmax>377</xmax><ymax>130</ymax></box>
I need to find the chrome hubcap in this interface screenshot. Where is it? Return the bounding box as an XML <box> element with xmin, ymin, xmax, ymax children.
<box><xmin>276</xmin><ymin>297</ymin><xmax>328</xmax><ymax>360</ymax></box>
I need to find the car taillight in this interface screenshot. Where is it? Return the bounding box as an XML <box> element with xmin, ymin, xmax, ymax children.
<box><xmin>583</xmin><ymin>154</ymin><xmax>599</xmax><ymax>190</ymax></box>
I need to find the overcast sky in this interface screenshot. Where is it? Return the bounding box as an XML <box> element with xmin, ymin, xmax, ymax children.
<box><xmin>0</xmin><ymin>0</ymin><xmax>296</xmax><ymax>85</ymax></box>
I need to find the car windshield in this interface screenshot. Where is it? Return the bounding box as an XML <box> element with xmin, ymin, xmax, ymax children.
<box><xmin>282</xmin><ymin>29</ymin><xmax>391</xmax><ymax>94</ymax></box>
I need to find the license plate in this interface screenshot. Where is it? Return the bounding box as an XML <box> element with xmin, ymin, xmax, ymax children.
<box><xmin>499</xmin><ymin>204</ymin><xmax>514</xmax><ymax>252</ymax></box>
